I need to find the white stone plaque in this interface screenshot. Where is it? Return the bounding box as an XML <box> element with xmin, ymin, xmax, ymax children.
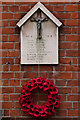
<box><xmin>17</xmin><ymin>2</ymin><xmax>62</xmax><ymax>64</ymax></box>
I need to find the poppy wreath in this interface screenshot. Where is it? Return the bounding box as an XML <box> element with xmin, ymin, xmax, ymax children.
<box><xmin>19</xmin><ymin>78</ymin><xmax>60</xmax><ymax>117</ymax></box>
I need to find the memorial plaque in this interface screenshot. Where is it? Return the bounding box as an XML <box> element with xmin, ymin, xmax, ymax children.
<box><xmin>17</xmin><ymin>2</ymin><xmax>62</xmax><ymax>64</ymax></box>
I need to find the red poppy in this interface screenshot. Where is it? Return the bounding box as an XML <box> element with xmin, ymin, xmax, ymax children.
<box><xmin>43</xmin><ymin>82</ymin><xmax>49</xmax><ymax>91</ymax></box>
<box><xmin>19</xmin><ymin>78</ymin><xmax>60</xmax><ymax>117</ymax></box>
<box><xmin>27</xmin><ymin>81</ymin><xmax>34</xmax><ymax>90</ymax></box>
<box><xmin>41</xmin><ymin>112</ymin><xmax>46</xmax><ymax>117</ymax></box>
<box><xmin>54</xmin><ymin>100</ymin><xmax>60</xmax><ymax>108</ymax></box>
<box><xmin>52</xmin><ymin>98</ymin><xmax>56</xmax><ymax>105</ymax></box>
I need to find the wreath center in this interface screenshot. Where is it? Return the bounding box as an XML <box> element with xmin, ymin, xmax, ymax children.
<box><xmin>31</xmin><ymin>89</ymin><xmax>48</xmax><ymax>106</ymax></box>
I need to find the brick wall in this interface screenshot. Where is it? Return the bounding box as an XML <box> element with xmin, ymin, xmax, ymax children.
<box><xmin>1</xmin><ymin>1</ymin><xmax>80</xmax><ymax>120</ymax></box>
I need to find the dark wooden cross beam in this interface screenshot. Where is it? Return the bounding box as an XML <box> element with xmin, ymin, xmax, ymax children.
<box><xmin>31</xmin><ymin>9</ymin><xmax>48</xmax><ymax>39</ymax></box>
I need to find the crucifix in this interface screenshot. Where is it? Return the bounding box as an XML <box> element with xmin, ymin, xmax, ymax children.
<box><xmin>31</xmin><ymin>9</ymin><xmax>48</xmax><ymax>39</ymax></box>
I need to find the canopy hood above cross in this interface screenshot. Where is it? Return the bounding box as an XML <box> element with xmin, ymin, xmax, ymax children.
<box><xmin>17</xmin><ymin>1</ymin><xmax>62</xmax><ymax>27</ymax></box>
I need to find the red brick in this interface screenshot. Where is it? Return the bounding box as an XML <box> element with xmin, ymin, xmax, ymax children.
<box><xmin>78</xmin><ymin>27</ymin><xmax>80</xmax><ymax>33</ymax></box>
<box><xmin>48</xmin><ymin>2</ymin><xmax>71</xmax><ymax>4</ymax></box>
<box><xmin>0</xmin><ymin>6</ymin><xmax>1</xmax><ymax>12</ymax></box>
<box><xmin>25</xmin><ymin>72</ymin><xmax>37</xmax><ymax>78</ymax></box>
<box><xmin>3</xmin><ymin>94</ymin><xmax>9</xmax><ymax>101</ymax></box>
<box><xmin>2</xmin><ymin>2</ymin><xmax>14</xmax><ymax>4</ymax></box>
<box><xmin>21</xmin><ymin>80</ymin><xmax>29</xmax><ymax>85</ymax></box>
<box><xmin>33</xmin><ymin>66</ymin><xmax>53</xmax><ymax>71</ymax></box>
<box><xmin>67</xmin><ymin>80</ymin><xmax>78</xmax><ymax>86</ymax></box>
<box><xmin>72</xmin><ymin>87</ymin><xmax>78</xmax><ymax>93</ymax></box>
<box><xmin>9</xmin><ymin>35</ymin><xmax>19</xmax><ymax>42</ymax></box>
<box><xmin>78</xmin><ymin>12</ymin><xmax>80</xmax><ymax>19</ymax></box>
<box><xmin>72</xmin><ymin>27</ymin><xmax>78</xmax><ymax>34</ymax></box>
<box><xmin>54</xmin><ymin>13</ymin><xmax>71</xmax><ymax>19</ymax></box>
<box><xmin>55</xmin><ymin>65</ymin><xmax>65</xmax><ymax>71</ymax></box>
<box><xmin>60</xmin><ymin>20</ymin><xmax>66</xmax><ymax>26</ymax></box>
<box><xmin>15</xmin><ymin>87</ymin><xmax>21</xmax><ymax>93</ymax></box>
<box><xmin>78</xmin><ymin>58</ymin><xmax>80</xmax><ymax>64</ymax></box>
<box><xmin>2</xmin><ymin>72</ymin><xmax>13</xmax><ymax>79</ymax></box>
<box><xmin>72</xmin><ymin>12</ymin><xmax>78</xmax><ymax>19</ymax></box>
<box><xmin>56</xmin><ymin>80</ymin><xmax>66</xmax><ymax>86</ymax></box>
<box><xmin>60</xmin><ymin>58</ymin><xmax>71</xmax><ymax>64</ymax></box>
<box><xmin>10</xmin><ymin>65</ymin><xmax>20</xmax><ymax>71</ymax></box>
<box><xmin>21</xmin><ymin>66</ymin><xmax>32</xmax><ymax>71</ymax></box>
<box><xmin>60</xmin><ymin>102</ymin><xmax>72</xmax><ymax>109</ymax></box>
<box><xmin>78</xmin><ymin>42</ymin><xmax>80</xmax><ymax>49</ymax></box>
<box><xmin>15</xmin><ymin>2</ymin><xmax>35</xmax><ymax>4</ymax></box>
<box><xmin>0</xmin><ymin>80</ymin><xmax>2</xmax><ymax>86</ymax></box>
<box><xmin>10</xmin><ymin>110</ymin><xmax>21</xmax><ymax>116</ymax></box>
<box><xmin>2</xmin><ymin>51</ymin><xmax>7</xmax><ymax>57</ymax></box>
<box><xmin>66</xmin><ymin>50</ymin><xmax>78</xmax><ymax>57</ymax></box>
<box><xmin>0</xmin><ymin>21</ymin><xmax>2</xmax><ymax>27</ymax></box>
<box><xmin>2</xmin><ymin>43</ymin><xmax>14</xmax><ymax>49</ymax></box>
<box><xmin>65</xmin><ymin>5</ymin><xmax>78</xmax><ymax>11</ymax></box>
<box><xmin>3</xmin><ymin>102</ymin><xmax>14</xmax><ymax>109</ymax></box>
<box><xmin>66</xmin><ymin>65</ymin><xmax>78</xmax><ymax>71</ymax></box>
<box><xmin>72</xmin><ymin>73</ymin><xmax>77</xmax><ymax>79</ymax></box>
<box><xmin>56</xmin><ymin>110</ymin><xmax>67</xmax><ymax>116</ymax></box>
<box><xmin>60</xmin><ymin>27</ymin><xmax>71</xmax><ymax>34</ymax></box>
<box><xmin>59</xmin><ymin>50</ymin><xmax>65</xmax><ymax>57</ymax></box>
<box><xmin>3</xmin><ymin>65</ymin><xmax>8</xmax><ymax>71</ymax></box>
<box><xmin>59</xmin><ymin>35</ymin><xmax>65</xmax><ymax>41</ymax></box>
<box><xmin>15</xmin><ymin>58</ymin><xmax>20</xmax><ymax>64</ymax></box>
<box><xmin>68</xmin><ymin>95</ymin><xmax>79</xmax><ymax>101</ymax></box>
<box><xmin>0</xmin><ymin>43</ymin><xmax>2</xmax><ymax>49</ymax></box>
<box><xmin>15</xmin><ymin>102</ymin><xmax>21</xmax><ymax>108</ymax></box>
<box><xmin>59</xmin><ymin>88</ymin><xmax>71</xmax><ymax>94</ymax></box>
<box><xmin>8</xmin><ymin>50</ymin><xmax>19</xmax><ymax>57</ymax></box>
<box><xmin>73</xmin><ymin>102</ymin><xmax>78</xmax><ymax>109</ymax></box>
<box><xmin>20</xmin><ymin>6</ymin><xmax>31</xmax><ymax>12</ymax></box>
<box><xmin>72</xmin><ymin>42</ymin><xmax>77</xmax><ymax>49</ymax></box>
<box><xmin>2</xmin><ymin>36</ymin><xmax>8</xmax><ymax>42</ymax></box>
<box><xmin>39</xmin><ymin>94</ymin><xmax>48</xmax><ymax>101</ymax></box>
<box><xmin>15</xmin><ymin>72</ymin><xmax>24</xmax><ymax>79</ymax></box>
<box><xmin>0</xmin><ymin>63</ymin><xmax>1</xmax><ymax>69</ymax></box>
<box><xmin>9</xmin><ymin>20</ymin><xmax>18</xmax><ymax>26</ymax></box>
<box><xmin>39</xmin><ymin>72</ymin><xmax>48</xmax><ymax>78</ymax></box>
<box><xmin>45</xmin><ymin>5</ymin><xmax>53</xmax><ymax>12</ymax></box>
<box><xmin>0</xmin><ymin>50</ymin><xmax>1</xmax><ymax>57</ymax></box>
<box><xmin>3</xmin><ymin>21</ymin><xmax>8</xmax><ymax>27</ymax></box>
<box><xmin>60</xmin><ymin>42</ymin><xmax>71</xmax><ymax>49</ymax></box>
<box><xmin>15</xmin><ymin>43</ymin><xmax>20</xmax><ymax>49</ymax></box>
<box><xmin>9</xmin><ymin>6</ymin><xmax>19</xmax><ymax>12</ymax></box>
<box><xmin>2</xmin><ymin>87</ymin><xmax>14</xmax><ymax>93</ymax></box>
<box><xmin>2</xmin><ymin>13</ymin><xmax>13</xmax><ymax>19</ymax></box>
<box><xmin>55</xmin><ymin>72</ymin><xmax>71</xmax><ymax>79</ymax></box>
<box><xmin>3</xmin><ymin>6</ymin><xmax>8</xmax><ymax>12</ymax></box>
<box><xmin>68</xmin><ymin>110</ymin><xmax>78</xmax><ymax>116</ymax></box>
<box><xmin>0</xmin><ymin>94</ymin><xmax>2</xmax><ymax>101</ymax></box>
<box><xmin>10</xmin><ymin>79</ymin><xmax>20</xmax><ymax>86</ymax></box>
<box><xmin>4</xmin><ymin>110</ymin><xmax>9</xmax><ymax>116</ymax></box>
<box><xmin>66</xmin><ymin>35</ymin><xmax>78</xmax><ymax>41</ymax></box>
<box><xmin>14</xmin><ymin>27</ymin><xmax>20</xmax><ymax>34</ymax></box>
<box><xmin>79</xmin><ymin>102</ymin><xmax>80</xmax><ymax>109</ymax></box>
<box><xmin>2</xmin><ymin>58</ymin><xmax>14</xmax><ymax>64</ymax></box>
<box><xmin>54</xmin><ymin>5</ymin><xmax>64</xmax><ymax>11</ymax></box>
<box><xmin>67</xmin><ymin>20</ymin><xmax>78</xmax><ymax>26</ymax></box>
<box><xmin>10</xmin><ymin>94</ymin><xmax>19</xmax><ymax>101</ymax></box>
<box><xmin>60</xmin><ymin>95</ymin><xmax>66</xmax><ymax>101</ymax></box>
<box><xmin>38</xmin><ymin>101</ymin><xmax>46</xmax><ymax>106</ymax></box>
<box><xmin>2</xmin><ymin>28</ymin><xmax>13</xmax><ymax>34</ymax></box>
<box><xmin>14</xmin><ymin>13</ymin><xmax>21</xmax><ymax>19</ymax></box>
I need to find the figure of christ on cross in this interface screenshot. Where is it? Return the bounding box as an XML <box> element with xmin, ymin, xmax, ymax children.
<box><xmin>31</xmin><ymin>9</ymin><xmax>48</xmax><ymax>39</ymax></box>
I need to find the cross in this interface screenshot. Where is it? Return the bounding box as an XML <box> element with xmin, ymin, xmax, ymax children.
<box><xmin>31</xmin><ymin>9</ymin><xmax>48</xmax><ymax>39</ymax></box>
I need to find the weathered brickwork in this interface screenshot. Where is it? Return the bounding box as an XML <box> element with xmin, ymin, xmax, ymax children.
<box><xmin>1</xmin><ymin>1</ymin><xmax>80</xmax><ymax>120</ymax></box>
